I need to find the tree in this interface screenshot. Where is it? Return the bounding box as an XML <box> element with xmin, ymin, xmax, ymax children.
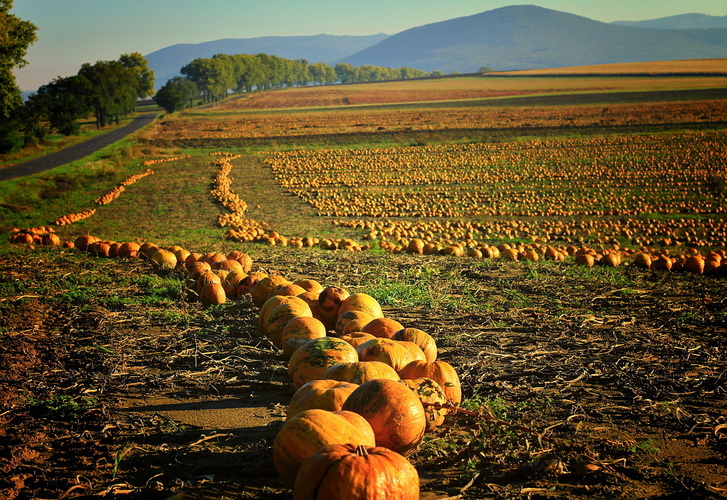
<box><xmin>155</xmin><ymin>76</ymin><xmax>197</xmax><ymax>113</ymax></box>
<box><xmin>78</xmin><ymin>59</ymin><xmax>137</xmax><ymax>128</ymax></box>
<box><xmin>28</xmin><ymin>75</ymin><xmax>90</xmax><ymax>136</ymax></box>
<box><xmin>0</xmin><ymin>0</ymin><xmax>38</xmax><ymax>152</ymax></box>
<box><xmin>335</xmin><ymin>63</ymin><xmax>356</xmax><ymax>84</ymax></box>
<box><xmin>309</xmin><ymin>62</ymin><xmax>336</xmax><ymax>85</ymax></box>
<box><xmin>119</xmin><ymin>52</ymin><xmax>156</xmax><ymax>100</ymax></box>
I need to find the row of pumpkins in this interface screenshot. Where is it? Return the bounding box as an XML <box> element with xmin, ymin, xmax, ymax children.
<box><xmin>8</xmin><ymin>227</ymin><xmax>460</xmax><ymax>498</ymax></box>
<box><xmin>186</xmin><ymin>256</ymin><xmax>462</xmax><ymax>498</ymax></box>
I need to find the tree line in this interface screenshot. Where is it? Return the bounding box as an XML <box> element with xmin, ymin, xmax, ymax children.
<box><xmin>155</xmin><ymin>53</ymin><xmax>442</xmax><ymax>113</ymax></box>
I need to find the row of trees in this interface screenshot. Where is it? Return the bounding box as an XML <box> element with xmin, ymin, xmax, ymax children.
<box><xmin>155</xmin><ymin>53</ymin><xmax>440</xmax><ymax>113</ymax></box>
<box><xmin>25</xmin><ymin>53</ymin><xmax>155</xmax><ymax>138</ymax></box>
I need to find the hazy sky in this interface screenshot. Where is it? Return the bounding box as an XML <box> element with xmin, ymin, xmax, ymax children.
<box><xmin>12</xmin><ymin>0</ymin><xmax>727</xmax><ymax>90</ymax></box>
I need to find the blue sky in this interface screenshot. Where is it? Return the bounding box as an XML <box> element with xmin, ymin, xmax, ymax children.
<box><xmin>12</xmin><ymin>0</ymin><xmax>727</xmax><ymax>90</ymax></box>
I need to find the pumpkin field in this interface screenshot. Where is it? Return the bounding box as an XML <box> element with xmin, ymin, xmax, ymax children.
<box><xmin>1</xmin><ymin>71</ymin><xmax>726</xmax><ymax>499</ymax></box>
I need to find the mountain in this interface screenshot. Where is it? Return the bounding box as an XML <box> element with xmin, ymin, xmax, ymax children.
<box><xmin>145</xmin><ymin>33</ymin><xmax>389</xmax><ymax>88</ymax></box>
<box><xmin>339</xmin><ymin>5</ymin><xmax>727</xmax><ymax>73</ymax></box>
<box><xmin>613</xmin><ymin>13</ymin><xmax>727</xmax><ymax>30</ymax></box>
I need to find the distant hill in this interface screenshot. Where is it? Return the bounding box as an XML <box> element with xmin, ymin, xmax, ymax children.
<box><xmin>144</xmin><ymin>34</ymin><xmax>389</xmax><ymax>88</ymax></box>
<box><xmin>613</xmin><ymin>13</ymin><xmax>727</xmax><ymax>30</ymax></box>
<box><xmin>339</xmin><ymin>5</ymin><xmax>727</xmax><ymax>73</ymax></box>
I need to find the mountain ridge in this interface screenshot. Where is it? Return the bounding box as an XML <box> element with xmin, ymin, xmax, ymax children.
<box><xmin>613</xmin><ymin>13</ymin><xmax>727</xmax><ymax>29</ymax></box>
<box><xmin>143</xmin><ymin>5</ymin><xmax>727</xmax><ymax>87</ymax></box>
<box><xmin>339</xmin><ymin>5</ymin><xmax>727</xmax><ymax>73</ymax></box>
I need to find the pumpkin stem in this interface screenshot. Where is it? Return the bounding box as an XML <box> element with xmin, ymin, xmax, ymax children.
<box><xmin>356</xmin><ymin>444</ymin><xmax>369</xmax><ymax>457</ymax></box>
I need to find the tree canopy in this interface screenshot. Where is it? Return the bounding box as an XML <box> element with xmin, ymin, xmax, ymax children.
<box><xmin>0</xmin><ymin>0</ymin><xmax>38</xmax><ymax>152</ymax></box>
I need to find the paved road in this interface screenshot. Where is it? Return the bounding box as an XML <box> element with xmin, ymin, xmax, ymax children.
<box><xmin>0</xmin><ymin>112</ymin><xmax>158</xmax><ymax>182</ymax></box>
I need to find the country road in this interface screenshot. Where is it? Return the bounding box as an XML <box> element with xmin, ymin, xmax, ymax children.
<box><xmin>0</xmin><ymin>112</ymin><xmax>158</xmax><ymax>182</ymax></box>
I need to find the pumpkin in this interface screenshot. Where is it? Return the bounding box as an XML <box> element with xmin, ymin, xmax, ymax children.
<box><xmin>398</xmin><ymin>360</ymin><xmax>462</xmax><ymax>406</ymax></box>
<box><xmin>400</xmin><ymin>378</ymin><xmax>448</xmax><ymax>431</ymax></box>
<box><xmin>226</xmin><ymin>250</ymin><xmax>252</xmax><ymax>272</ymax></box>
<box><xmin>575</xmin><ymin>253</ymin><xmax>595</xmax><ymax>267</ymax></box>
<box><xmin>273</xmin><ymin>409</ymin><xmax>375</xmax><ymax>488</ymax></box>
<box><xmin>139</xmin><ymin>242</ymin><xmax>159</xmax><ymax>260</ymax></box>
<box><xmin>200</xmin><ymin>282</ymin><xmax>226</xmax><ymax>307</ymax></box>
<box><xmin>286</xmin><ymin>379</ymin><xmax>359</xmax><ymax>420</ymax></box>
<box><xmin>265</xmin><ymin>300</ymin><xmax>313</xmax><ymax>349</ymax></box>
<box><xmin>342</xmin><ymin>378</ymin><xmax>426</xmax><ymax>456</ymax></box>
<box><xmin>250</xmin><ymin>275</ymin><xmax>292</xmax><ymax>308</ymax></box>
<box><xmin>339</xmin><ymin>332</ymin><xmax>377</xmax><ymax>350</ymax></box>
<box><xmin>357</xmin><ymin>338</ymin><xmax>414</xmax><ymax>372</ymax></box>
<box><xmin>236</xmin><ymin>271</ymin><xmax>268</xmax><ymax>297</ymax></box>
<box><xmin>212</xmin><ymin>259</ymin><xmax>244</xmax><ymax>273</ymax></box>
<box><xmin>632</xmin><ymin>253</ymin><xmax>652</xmax><ymax>269</ymax></box>
<box><xmin>322</xmin><ymin>361</ymin><xmax>400</xmax><ymax>385</ymax></box>
<box><xmin>38</xmin><ymin>232</ymin><xmax>56</xmax><ymax>246</ymax></box>
<box><xmin>294</xmin><ymin>443</ymin><xmax>419</xmax><ymax>500</ymax></box>
<box><xmin>362</xmin><ymin>317</ymin><xmax>405</xmax><ymax>339</ymax></box>
<box><xmin>337</xmin><ymin>293</ymin><xmax>384</xmax><ymax>321</ymax></box>
<box><xmin>282</xmin><ymin>316</ymin><xmax>327</xmax><ymax>360</ymax></box>
<box><xmin>258</xmin><ymin>295</ymin><xmax>298</xmax><ymax>335</ymax></box>
<box><xmin>269</xmin><ymin>283</ymin><xmax>307</xmax><ymax>299</ymax></box>
<box><xmin>391</xmin><ymin>328</ymin><xmax>437</xmax><ymax>363</ymax></box>
<box><xmin>186</xmin><ymin>260</ymin><xmax>211</xmax><ymax>275</ymax></box>
<box><xmin>151</xmin><ymin>249</ymin><xmax>177</xmax><ymax>270</ymax></box>
<box><xmin>294</xmin><ymin>278</ymin><xmax>324</xmax><ymax>294</ymax></box>
<box><xmin>335</xmin><ymin>310</ymin><xmax>375</xmax><ymax>336</ymax></box>
<box><xmin>396</xmin><ymin>341</ymin><xmax>427</xmax><ymax>363</ymax></box>
<box><xmin>341</xmin><ymin>318</ymin><xmax>375</xmax><ymax>336</ymax></box>
<box><xmin>184</xmin><ymin>252</ymin><xmax>202</xmax><ymax>267</ymax></box>
<box><xmin>685</xmin><ymin>255</ymin><xmax>705</xmax><ymax>274</ymax></box>
<box><xmin>200</xmin><ymin>252</ymin><xmax>227</xmax><ymax>265</ymax></box>
<box><xmin>288</xmin><ymin>337</ymin><xmax>359</xmax><ymax>390</ymax></box>
<box><xmin>318</xmin><ymin>286</ymin><xmax>350</xmax><ymax>330</ymax></box>
<box><xmin>296</xmin><ymin>290</ymin><xmax>326</xmax><ymax>326</ymax></box>
<box><xmin>74</xmin><ymin>235</ymin><xmax>100</xmax><ymax>252</ymax></box>
<box><xmin>195</xmin><ymin>270</ymin><xmax>222</xmax><ymax>295</ymax></box>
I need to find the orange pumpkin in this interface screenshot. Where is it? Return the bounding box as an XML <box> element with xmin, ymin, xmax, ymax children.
<box><xmin>200</xmin><ymin>282</ymin><xmax>226</xmax><ymax>307</ymax></box>
<box><xmin>357</xmin><ymin>338</ymin><xmax>414</xmax><ymax>372</ymax></box>
<box><xmin>318</xmin><ymin>286</ymin><xmax>350</xmax><ymax>330</ymax></box>
<box><xmin>258</xmin><ymin>295</ymin><xmax>299</xmax><ymax>335</ymax></box>
<box><xmin>286</xmin><ymin>379</ymin><xmax>359</xmax><ymax>420</ymax></box>
<box><xmin>272</xmin><ymin>409</ymin><xmax>375</xmax><ymax>488</ymax></box>
<box><xmin>251</xmin><ymin>275</ymin><xmax>292</xmax><ymax>308</ymax></box>
<box><xmin>361</xmin><ymin>317</ymin><xmax>404</xmax><ymax>339</ymax></box>
<box><xmin>212</xmin><ymin>259</ymin><xmax>244</xmax><ymax>273</ymax></box>
<box><xmin>341</xmin><ymin>318</ymin><xmax>374</xmax><ymax>336</ymax></box>
<box><xmin>269</xmin><ymin>283</ymin><xmax>307</xmax><ymax>299</ymax></box>
<box><xmin>337</xmin><ymin>293</ymin><xmax>383</xmax><ymax>321</ymax></box>
<box><xmin>235</xmin><ymin>271</ymin><xmax>268</xmax><ymax>296</ymax></box>
<box><xmin>335</xmin><ymin>310</ymin><xmax>375</xmax><ymax>336</ymax></box>
<box><xmin>296</xmin><ymin>290</ymin><xmax>326</xmax><ymax>326</ymax></box>
<box><xmin>294</xmin><ymin>278</ymin><xmax>324</xmax><ymax>294</ymax></box>
<box><xmin>342</xmin><ymin>378</ymin><xmax>426</xmax><ymax>456</ymax></box>
<box><xmin>396</xmin><ymin>341</ymin><xmax>427</xmax><ymax>363</ymax></box>
<box><xmin>321</xmin><ymin>361</ymin><xmax>400</xmax><ymax>385</ymax></box>
<box><xmin>281</xmin><ymin>316</ymin><xmax>327</xmax><ymax>360</ymax></box>
<box><xmin>226</xmin><ymin>250</ymin><xmax>252</xmax><ymax>272</ymax></box>
<box><xmin>339</xmin><ymin>332</ymin><xmax>377</xmax><ymax>350</ymax></box>
<box><xmin>391</xmin><ymin>328</ymin><xmax>437</xmax><ymax>363</ymax></box>
<box><xmin>288</xmin><ymin>337</ymin><xmax>359</xmax><ymax>390</ymax></box>
<box><xmin>398</xmin><ymin>360</ymin><xmax>462</xmax><ymax>406</ymax></box>
<box><xmin>294</xmin><ymin>443</ymin><xmax>419</xmax><ymax>500</ymax></box>
<box><xmin>264</xmin><ymin>300</ymin><xmax>313</xmax><ymax>349</ymax></box>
